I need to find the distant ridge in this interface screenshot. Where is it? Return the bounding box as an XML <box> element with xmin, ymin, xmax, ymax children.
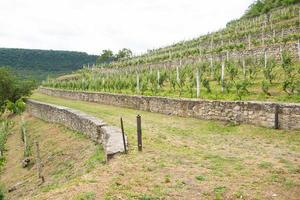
<box><xmin>0</xmin><ymin>48</ymin><xmax>98</xmax><ymax>81</ymax></box>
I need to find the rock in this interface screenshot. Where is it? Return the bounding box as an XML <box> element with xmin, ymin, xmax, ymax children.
<box><xmin>22</xmin><ymin>157</ymin><xmax>31</xmax><ymax>168</ymax></box>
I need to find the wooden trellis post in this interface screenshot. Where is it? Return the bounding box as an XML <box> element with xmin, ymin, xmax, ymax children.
<box><xmin>226</xmin><ymin>51</ymin><xmax>229</xmax><ymax>62</ymax></box>
<box><xmin>157</xmin><ymin>70</ymin><xmax>160</xmax><ymax>89</ymax></box>
<box><xmin>242</xmin><ymin>57</ymin><xmax>246</xmax><ymax>77</ymax></box>
<box><xmin>177</xmin><ymin>60</ymin><xmax>181</xmax><ymax>84</ymax></box>
<box><xmin>280</xmin><ymin>46</ymin><xmax>283</xmax><ymax>62</ymax></box>
<box><xmin>261</xmin><ymin>31</ymin><xmax>265</xmax><ymax>46</ymax></box>
<box><xmin>221</xmin><ymin>62</ymin><xmax>225</xmax><ymax>93</ymax></box>
<box><xmin>136</xmin><ymin>72</ymin><xmax>140</xmax><ymax>93</ymax></box>
<box><xmin>298</xmin><ymin>40</ymin><xmax>300</xmax><ymax>61</ymax></box>
<box><xmin>248</xmin><ymin>34</ymin><xmax>251</xmax><ymax>50</ymax></box>
<box><xmin>210</xmin><ymin>56</ymin><xmax>214</xmax><ymax>78</ymax></box>
<box><xmin>264</xmin><ymin>50</ymin><xmax>268</xmax><ymax>69</ymax></box>
<box><xmin>196</xmin><ymin>69</ymin><xmax>200</xmax><ymax>98</ymax></box>
<box><xmin>35</xmin><ymin>142</ymin><xmax>45</xmax><ymax>184</ymax></box>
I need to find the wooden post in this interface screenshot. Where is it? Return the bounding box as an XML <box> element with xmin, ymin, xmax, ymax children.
<box><xmin>120</xmin><ymin>117</ymin><xmax>127</xmax><ymax>154</ymax></box>
<box><xmin>196</xmin><ymin>69</ymin><xmax>200</xmax><ymax>98</ymax></box>
<box><xmin>242</xmin><ymin>57</ymin><xmax>246</xmax><ymax>77</ymax></box>
<box><xmin>298</xmin><ymin>40</ymin><xmax>300</xmax><ymax>60</ymax></box>
<box><xmin>210</xmin><ymin>56</ymin><xmax>213</xmax><ymax>78</ymax></box>
<box><xmin>264</xmin><ymin>50</ymin><xmax>267</xmax><ymax>68</ymax></box>
<box><xmin>136</xmin><ymin>115</ymin><xmax>142</xmax><ymax>152</ymax></box>
<box><xmin>157</xmin><ymin>70</ymin><xmax>160</xmax><ymax>89</ymax></box>
<box><xmin>248</xmin><ymin>34</ymin><xmax>251</xmax><ymax>50</ymax></box>
<box><xmin>221</xmin><ymin>62</ymin><xmax>225</xmax><ymax>93</ymax></box>
<box><xmin>35</xmin><ymin>142</ymin><xmax>45</xmax><ymax>183</ymax></box>
<box><xmin>226</xmin><ymin>51</ymin><xmax>229</xmax><ymax>62</ymax></box>
<box><xmin>136</xmin><ymin>73</ymin><xmax>140</xmax><ymax>93</ymax></box>
<box><xmin>23</xmin><ymin>127</ymin><xmax>27</xmax><ymax>157</ymax></box>
<box><xmin>280</xmin><ymin>46</ymin><xmax>283</xmax><ymax>63</ymax></box>
<box><xmin>177</xmin><ymin>62</ymin><xmax>180</xmax><ymax>84</ymax></box>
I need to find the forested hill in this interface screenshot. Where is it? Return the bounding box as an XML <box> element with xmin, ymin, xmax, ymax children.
<box><xmin>0</xmin><ymin>48</ymin><xmax>97</xmax><ymax>81</ymax></box>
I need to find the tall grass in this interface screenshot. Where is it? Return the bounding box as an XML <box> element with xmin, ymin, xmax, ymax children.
<box><xmin>20</xmin><ymin>120</ymin><xmax>32</xmax><ymax>158</ymax></box>
<box><xmin>0</xmin><ymin>120</ymin><xmax>12</xmax><ymax>160</ymax></box>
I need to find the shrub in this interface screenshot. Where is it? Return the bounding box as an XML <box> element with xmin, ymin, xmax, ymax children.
<box><xmin>5</xmin><ymin>99</ymin><xmax>26</xmax><ymax>115</ymax></box>
<box><xmin>0</xmin><ymin>67</ymin><xmax>35</xmax><ymax>115</ymax></box>
<box><xmin>261</xmin><ymin>80</ymin><xmax>271</xmax><ymax>96</ymax></box>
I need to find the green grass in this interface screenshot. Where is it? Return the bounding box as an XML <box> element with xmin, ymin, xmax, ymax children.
<box><xmin>195</xmin><ymin>175</ymin><xmax>206</xmax><ymax>181</ymax></box>
<box><xmin>30</xmin><ymin>92</ymin><xmax>300</xmax><ymax>199</ymax></box>
<box><xmin>0</xmin><ymin>120</ymin><xmax>12</xmax><ymax>171</ymax></box>
<box><xmin>74</xmin><ymin>192</ymin><xmax>95</xmax><ymax>200</ymax></box>
<box><xmin>0</xmin><ymin>183</ymin><xmax>5</xmax><ymax>200</ymax></box>
<box><xmin>85</xmin><ymin>145</ymin><xmax>106</xmax><ymax>172</ymax></box>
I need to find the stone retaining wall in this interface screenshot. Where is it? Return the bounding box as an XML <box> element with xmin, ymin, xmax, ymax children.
<box><xmin>38</xmin><ymin>87</ymin><xmax>300</xmax><ymax>130</ymax></box>
<box><xmin>26</xmin><ymin>99</ymin><xmax>127</xmax><ymax>159</ymax></box>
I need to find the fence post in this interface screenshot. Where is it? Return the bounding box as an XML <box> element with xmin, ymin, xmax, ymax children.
<box><xmin>136</xmin><ymin>115</ymin><xmax>142</xmax><ymax>151</ymax></box>
<box><xmin>35</xmin><ymin>141</ymin><xmax>45</xmax><ymax>183</ymax></box>
<box><xmin>120</xmin><ymin>117</ymin><xmax>127</xmax><ymax>154</ymax></box>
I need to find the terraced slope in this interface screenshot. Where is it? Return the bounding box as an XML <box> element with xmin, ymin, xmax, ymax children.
<box><xmin>44</xmin><ymin>4</ymin><xmax>300</xmax><ymax>102</ymax></box>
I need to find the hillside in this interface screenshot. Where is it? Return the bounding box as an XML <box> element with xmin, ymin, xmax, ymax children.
<box><xmin>0</xmin><ymin>48</ymin><xmax>97</xmax><ymax>81</ymax></box>
<box><xmin>1</xmin><ymin>1</ymin><xmax>300</xmax><ymax>199</ymax></box>
<box><xmin>43</xmin><ymin>2</ymin><xmax>300</xmax><ymax>102</ymax></box>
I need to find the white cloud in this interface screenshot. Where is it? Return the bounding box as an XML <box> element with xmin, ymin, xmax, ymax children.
<box><xmin>0</xmin><ymin>0</ymin><xmax>254</xmax><ymax>55</ymax></box>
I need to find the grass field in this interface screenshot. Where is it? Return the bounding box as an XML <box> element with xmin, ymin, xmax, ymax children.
<box><xmin>27</xmin><ymin>92</ymin><xmax>300</xmax><ymax>199</ymax></box>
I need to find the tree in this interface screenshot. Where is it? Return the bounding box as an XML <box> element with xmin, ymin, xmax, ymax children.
<box><xmin>116</xmin><ymin>48</ymin><xmax>132</xmax><ymax>60</ymax></box>
<box><xmin>0</xmin><ymin>67</ymin><xmax>36</xmax><ymax>113</ymax></box>
<box><xmin>244</xmin><ymin>0</ymin><xmax>300</xmax><ymax>18</ymax></box>
<box><xmin>96</xmin><ymin>50</ymin><xmax>115</xmax><ymax>64</ymax></box>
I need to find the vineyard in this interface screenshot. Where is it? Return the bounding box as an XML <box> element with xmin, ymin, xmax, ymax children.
<box><xmin>43</xmin><ymin>3</ymin><xmax>300</xmax><ymax>102</ymax></box>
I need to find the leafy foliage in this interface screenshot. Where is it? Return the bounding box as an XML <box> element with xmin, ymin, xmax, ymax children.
<box><xmin>96</xmin><ymin>48</ymin><xmax>133</xmax><ymax>64</ymax></box>
<box><xmin>244</xmin><ymin>0</ymin><xmax>300</xmax><ymax>18</ymax></box>
<box><xmin>0</xmin><ymin>67</ymin><xmax>35</xmax><ymax>114</ymax></box>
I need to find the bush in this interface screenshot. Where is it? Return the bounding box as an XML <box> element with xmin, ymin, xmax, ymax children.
<box><xmin>0</xmin><ymin>67</ymin><xmax>35</xmax><ymax>115</ymax></box>
<box><xmin>5</xmin><ymin>99</ymin><xmax>26</xmax><ymax>115</ymax></box>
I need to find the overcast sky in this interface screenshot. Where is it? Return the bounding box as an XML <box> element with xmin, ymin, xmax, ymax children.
<box><xmin>0</xmin><ymin>0</ymin><xmax>254</xmax><ymax>55</ymax></box>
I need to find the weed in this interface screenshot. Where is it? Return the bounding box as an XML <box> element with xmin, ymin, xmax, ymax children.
<box><xmin>214</xmin><ymin>186</ymin><xmax>226</xmax><ymax>200</ymax></box>
<box><xmin>195</xmin><ymin>175</ymin><xmax>205</xmax><ymax>181</ymax></box>
<box><xmin>74</xmin><ymin>192</ymin><xmax>95</xmax><ymax>200</ymax></box>
<box><xmin>258</xmin><ymin>161</ymin><xmax>273</xmax><ymax>169</ymax></box>
<box><xmin>85</xmin><ymin>145</ymin><xmax>105</xmax><ymax>172</ymax></box>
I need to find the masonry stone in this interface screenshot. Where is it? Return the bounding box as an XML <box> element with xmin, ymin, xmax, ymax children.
<box><xmin>38</xmin><ymin>87</ymin><xmax>300</xmax><ymax>130</ymax></box>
